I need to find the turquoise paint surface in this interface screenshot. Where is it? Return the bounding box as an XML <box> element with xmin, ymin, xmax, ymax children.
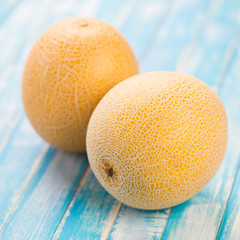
<box><xmin>0</xmin><ymin>0</ymin><xmax>240</xmax><ymax>239</ymax></box>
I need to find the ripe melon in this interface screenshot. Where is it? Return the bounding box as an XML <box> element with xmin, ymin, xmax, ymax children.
<box><xmin>86</xmin><ymin>71</ymin><xmax>228</xmax><ymax>210</ymax></box>
<box><xmin>22</xmin><ymin>17</ymin><xmax>139</xmax><ymax>152</ymax></box>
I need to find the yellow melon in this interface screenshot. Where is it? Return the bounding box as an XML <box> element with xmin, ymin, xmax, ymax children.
<box><xmin>22</xmin><ymin>17</ymin><xmax>139</xmax><ymax>152</ymax></box>
<box><xmin>86</xmin><ymin>71</ymin><xmax>228</xmax><ymax>210</ymax></box>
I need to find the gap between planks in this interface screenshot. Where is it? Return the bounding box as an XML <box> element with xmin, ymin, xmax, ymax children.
<box><xmin>51</xmin><ymin>166</ymin><xmax>123</xmax><ymax>240</ymax></box>
<box><xmin>0</xmin><ymin>0</ymin><xmax>104</xmax><ymax>232</ymax></box>
<box><xmin>51</xmin><ymin>166</ymin><xmax>91</xmax><ymax>240</ymax></box>
<box><xmin>160</xmin><ymin>8</ymin><xmax>240</xmax><ymax>239</ymax></box>
<box><xmin>49</xmin><ymin>0</ymin><xmax>233</xmax><ymax>238</ymax></box>
<box><xmin>215</xmin><ymin>161</ymin><xmax>240</xmax><ymax>239</ymax></box>
<box><xmin>0</xmin><ymin>144</ymin><xmax>49</xmax><ymax>232</ymax></box>
<box><xmin>2</xmin><ymin>0</ymin><xmax>238</xmax><ymax>238</ymax></box>
<box><xmin>100</xmin><ymin>203</ymin><xmax>122</xmax><ymax>240</ymax></box>
<box><xmin>51</xmin><ymin>1</ymin><xmax>179</xmax><ymax>238</ymax></box>
<box><xmin>154</xmin><ymin>0</ymin><xmax>227</xmax><ymax>237</ymax></box>
<box><xmin>158</xmin><ymin>208</ymin><xmax>172</xmax><ymax>240</ymax></box>
<box><xmin>212</xmin><ymin>16</ymin><xmax>240</xmax><ymax>238</ymax></box>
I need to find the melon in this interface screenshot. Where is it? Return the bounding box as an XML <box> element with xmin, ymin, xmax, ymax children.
<box><xmin>22</xmin><ymin>17</ymin><xmax>139</xmax><ymax>152</ymax></box>
<box><xmin>86</xmin><ymin>71</ymin><xmax>228</xmax><ymax>210</ymax></box>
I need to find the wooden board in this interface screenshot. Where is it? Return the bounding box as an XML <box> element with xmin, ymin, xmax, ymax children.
<box><xmin>0</xmin><ymin>0</ymin><xmax>240</xmax><ymax>239</ymax></box>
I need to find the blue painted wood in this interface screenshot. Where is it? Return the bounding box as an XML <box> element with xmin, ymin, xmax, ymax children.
<box><xmin>108</xmin><ymin>206</ymin><xmax>170</xmax><ymax>240</ymax></box>
<box><xmin>0</xmin><ymin>0</ymin><xmax>132</xmax><ymax>239</ymax></box>
<box><xmin>0</xmin><ymin>118</ymin><xmax>46</xmax><ymax>229</ymax></box>
<box><xmin>0</xmin><ymin>0</ymin><xmax>98</xmax><ymax>228</ymax></box>
<box><xmin>107</xmin><ymin>0</ymin><xmax>216</xmax><ymax>239</ymax></box>
<box><xmin>52</xmin><ymin>0</ymin><xmax>178</xmax><ymax>239</ymax></box>
<box><xmin>217</xmin><ymin>170</ymin><xmax>240</xmax><ymax>240</ymax></box>
<box><xmin>53</xmin><ymin>169</ymin><xmax>121</xmax><ymax>240</ymax></box>
<box><xmin>0</xmin><ymin>150</ymin><xmax>88</xmax><ymax>239</ymax></box>
<box><xmin>0</xmin><ymin>0</ymin><xmax>103</xmax><ymax>232</ymax></box>
<box><xmin>161</xmin><ymin>45</ymin><xmax>240</xmax><ymax>239</ymax></box>
<box><xmin>0</xmin><ymin>0</ymin><xmax>54</xmax><ymax>73</ymax></box>
<box><xmin>0</xmin><ymin>0</ymin><xmax>240</xmax><ymax>239</ymax></box>
<box><xmin>178</xmin><ymin>0</ymin><xmax>240</xmax><ymax>87</ymax></box>
<box><xmin>141</xmin><ymin>0</ymin><xmax>211</xmax><ymax>72</ymax></box>
<box><xmin>160</xmin><ymin>2</ymin><xmax>240</xmax><ymax>239</ymax></box>
<box><xmin>95</xmin><ymin>0</ymin><xmax>130</xmax><ymax>25</ymax></box>
<box><xmin>115</xmin><ymin>0</ymin><xmax>173</xmax><ymax>60</ymax></box>
<box><xmin>216</xmin><ymin>46</ymin><xmax>240</xmax><ymax>240</ymax></box>
<box><xmin>0</xmin><ymin>0</ymin><xmax>56</xmax><ymax>144</ymax></box>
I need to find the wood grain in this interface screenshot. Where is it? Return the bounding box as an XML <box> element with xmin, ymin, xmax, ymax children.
<box><xmin>216</xmin><ymin>45</ymin><xmax>240</xmax><ymax>240</ymax></box>
<box><xmin>0</xmin><ymin>118</ymin><xmax>46</xmax><ymax>229</ymax></box>
<box><xmin>161</xmin><ymin>0</ymin><xmax>240</xmax><ymax>239</ymax></box>
<box><xmin>0</xmin><ymin>0</ymin><xmax>103</xmax><ymax>234</ymax></box>
<box><xmin>0</xmin><ymin>150</ymin><xmax>88</xmax><ymax>239</ymax></box>
<box><xmin>52</xmin><ymin>0</ymin><xmax>175</xmax><ymax>239</ymax></box>
<box><xmin>0</xmin><ymin>0</ymin><xmax>240</xmax><ymax>239</ymax></box>
<box><xmin>52</xmin><ymin>168</ymin><xmax>121</xmax><ymax>240</ymax></box>
<box><xmin>108</xmin><ymin>0</ymin><xmax>215</xmax><ymax>239</ymax></box>
<box><xmin>0</xmin><ymin>0</ymin><xmax>130</xmax><ymax>238</ymax></box>
<box><xmin>108</xmin><ymin>207</ymin><xmax>170</xmax><ymax>240</ymax></box>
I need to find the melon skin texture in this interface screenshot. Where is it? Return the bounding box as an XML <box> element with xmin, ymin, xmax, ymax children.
<box><xmin>22</xmin><ymin>17</ymin><xmax>139</xmax><ymax>152</ymax></box>
<box><xmin>86</xmin><ymin>71</ymin><xmax>228</xmax><ymax>210</ymax></box>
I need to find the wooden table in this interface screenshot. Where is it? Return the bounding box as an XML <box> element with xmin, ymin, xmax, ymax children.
<box><xmin>0</xmin><ymin>0</ymin><xmax>240</xmax><ymax>239</ymax></box>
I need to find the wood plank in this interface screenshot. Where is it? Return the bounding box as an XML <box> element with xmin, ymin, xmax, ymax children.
<box><xmin>0</xmin><ymin>0</ymin><xmax>131</xmax><ymax>238</ymax></box>
<box><xmin>0</xmin><ymin>0</ymin><xmax>103</xmax><ymax>233</ymax></box>
<box><xmin>0</xmin><ymin>118</ymin><xmax>46</xmax><ymax>227</ymax></box>
<box><xmin>215</xmin><ymin>46</ymin><xmax>240</xmax><ymax>240</ymax></box>
<box><xmin>0</xmin><ymin>2</ymin><xmax>57</xmax><ymax>221</ymax></box>
<box><xmin>109</xmin><ymin>207</ymin><xmax>170</xmax><ymax>240</ymax></box>
<box><xmin>52</xmin><ymin>168</ymin><xmax>121</xmax><ymax>240</ymax></box>
<box><xmin>161</xmin><ymin>50</ymin><xmax>240</xmax><ymax>239</ymax></box>
<box><xmin>52</xmin><ymin>0</ymin><xmax>175</xmax><ymax>239</ymax></box>
<box><xmin>0</xmin><ymin>0</ymin><xmax>126</xmax><ymax>144</ymax></box>
<box><xmin>217</xmin><ymin>170</ymin><xmax>240</xmax><ymax>240</ymax></box>
<box><xmin>0</xmin><ymin>0</ymin><xmax>87</xmax><ymax>227</ymax></box>
<box><xmin>161</xmin><ymin>2</ymin><xmax>240</xmax><ymax>240</ymax></box>
<box><xmin>141</xmin><ymin>0</ymin><xmax>212</xmax><ymax>72</ymax></box>
<box><xmin>0</xmin><ymin>0</ymin><xmax>55</xmax><ymax>143</ymax></box>
<box><xmin>0</xmin><ymin>0</ymin><xmax>238</xmax><ymax>239</ymax></box>
<box><xmin>0</xmin><ymin>150</ymin><xmax>88</xmax><ymax>240</ymax></box>
<box><xmin>108</xmin><ymin>0</ymin><xmax>219</xmax><ymax>239</ymax></box>
<box><xmin>177</xmin><ymin>0</ymin><xmax>240</xmax><ymax>87</ymax></box>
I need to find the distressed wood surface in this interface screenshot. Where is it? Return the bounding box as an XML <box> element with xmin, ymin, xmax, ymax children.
<box><xmin>54</xmin><ymin>0</ymin><xmax>174</xmax><ymax>239</ymax></box>
<box><xmin>160</xmin><ymin>0</ymin><xmax>240</xmax><ymax>239</ymax></box>
<box><xmin>0</xmin><ymin>0</ymin><xmax>240</xmax><ymax>239</ymax></box>
<box><xmin>0</xmin><ymin>0</ymin><xmax>101</xmax><ymax>231</ymax></box>
<box><xmin>216</xmin><ymin>45</ymin><xmax>240</xmax><ymax>240</ymax></box>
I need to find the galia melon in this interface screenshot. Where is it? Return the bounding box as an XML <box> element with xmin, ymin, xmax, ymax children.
<box><xmin>22</xmin><ymin>17</ymin><xmax>139</xmax><ymax>152</ymax></box>
<box><xmin>86</xmin><ymin>71</ymin><xmax>228</xmax><ymax>210</ymax></box>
